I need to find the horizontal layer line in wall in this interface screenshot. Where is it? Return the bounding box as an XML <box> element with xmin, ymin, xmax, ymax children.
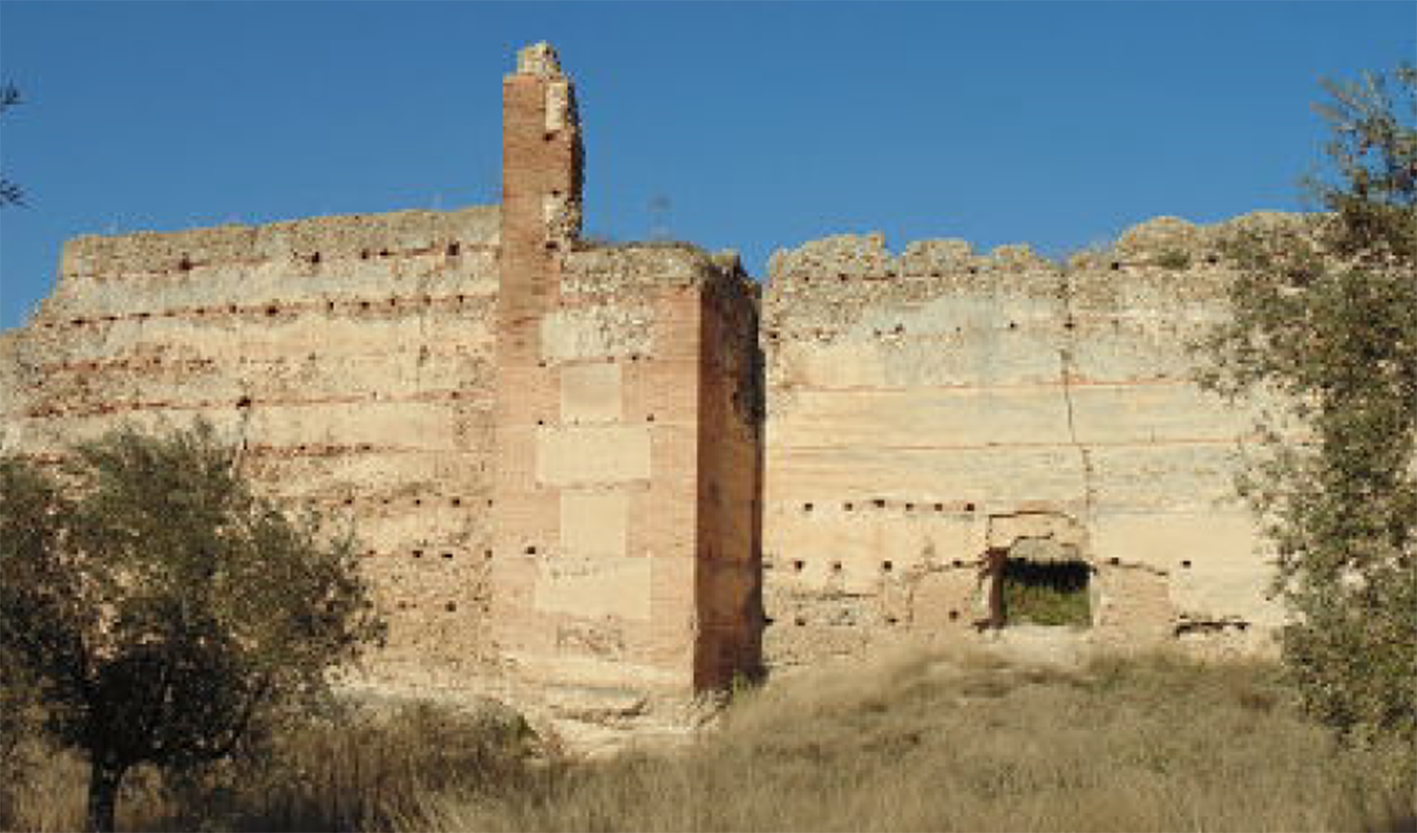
<box><xmin>245</xmin><ymin>443</ymin><xmax>485</xmax><ymax>460</ymax></box>
<box><xmin>773</xmin><ymin>376</ymin><xmax>1194</xmax><ymax>394</ymax></box>
<box><xmin>358</xmin><ymin>546</ymin><xmax>494</xmax><ymax>562</ymax></box>
<box><xmin>22</xmin><ymin>388</ymin><xmax>493</xmax><ymax>419</ymax></box>
<box><xmin>11</xmin><ymin>446</ymin><xmax>486</xmax><ymax>468</ymax></box>
<box><xmin>33</xmin><ymin>290</ymin><xmax>497</xmax><ymax>330</ymax></box>
<box><xmin>262</xmin><ymin>489</ymin><xmax>489</xmax><ymax>508</ymax></box>
<box><xmin>775</xmin><ymin>435</ymin><xmax>1257</xmax><ymax>452</ymax></box>
<box><xmin>763</xmin><ymin>316</ymin><xmax>1199</xmax><ymax>341</ymax></box>
<box><xmin>35</xmin><ymin>347</ymin><xmax>492</xmax><ymax>376</ymax></box>
<box><xmin>68</xmin><ymin>242</ymin><xmax>498</xmax><ymax>283</ymax></box>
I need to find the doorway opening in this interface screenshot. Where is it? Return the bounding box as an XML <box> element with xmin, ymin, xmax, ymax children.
<box><xmin>984</xmin><ymin>537</ymin><xmax>1092</xmax><ymax>628</ymax></box>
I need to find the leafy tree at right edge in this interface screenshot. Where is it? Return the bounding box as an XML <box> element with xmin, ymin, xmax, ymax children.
<box><xmin>1198</xmin><ymin>66</ymin><xmax>1416</xmax><ymax>778</ymax></box>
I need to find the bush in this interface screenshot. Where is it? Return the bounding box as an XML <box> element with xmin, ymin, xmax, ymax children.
<box><xmin>1198</xmin><ymin>66</ymin><xmax>1417</xmax><ymax>756</ymax></box>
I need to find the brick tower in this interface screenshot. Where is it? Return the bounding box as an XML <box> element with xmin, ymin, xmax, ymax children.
<box><xmin>491</xmin><ymin>43</ymin><xmax>764</xmax><ymax>705</ymax></box>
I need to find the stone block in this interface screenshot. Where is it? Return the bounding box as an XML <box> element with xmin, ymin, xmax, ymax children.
<box><xmin>560</xmin><ymin>489</ymin><xmax>629</xmax><ymax>558</ymax></box>
<box><xmin>535</xmin><ymin>424</ymin><xmax>652</xmax><ymax>486</ymax></box>
<box><xmin>532</xmin><ymin>557</ymin><xmax>652</xmax><ymax>622</ymax></box>
<box><xmin>560</xmin><ymin>361</ymin><xmax>622</xmax><ymax>423</ymax></box>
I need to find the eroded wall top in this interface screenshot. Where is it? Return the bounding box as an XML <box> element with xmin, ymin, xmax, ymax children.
<box><xmin>759</xmin><ymin>211</ymin><xmax>1311</xmax><ymax>666</ymax></box>
<box><xmin>60</xmin><ymin>208</ymin><xmax>499</xmax><ymax>281</ymax></box>
<box><xmin>39</xmin><ymin>207</ymin><xmax>499</xmax><ymax>322</ymax></box>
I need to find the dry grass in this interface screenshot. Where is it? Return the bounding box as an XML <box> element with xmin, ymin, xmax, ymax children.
<box><xmin>0</xmin><ymin>700</ymin><xmax>540</xmax><ymax>832</ymax></box>
<box><xmin>3</xmin><ymin>648</ymin><xmax>1413</xmax><ymax>832</ymax></box>
<box><xmin>411</xmin><ymin>648</ymin><xmax>1416</xmax><ymax>833</ymax></box>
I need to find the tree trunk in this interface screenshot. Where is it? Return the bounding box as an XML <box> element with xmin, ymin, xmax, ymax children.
<box><xmin>86</xmin><ymin>757</ymin><xmax>125</xmax><ymax>833</ymax></box>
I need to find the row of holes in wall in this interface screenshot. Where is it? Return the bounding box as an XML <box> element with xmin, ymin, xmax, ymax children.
<box><xmin>783</xmin><ymin>254</ymin><xmax>1222</xmax><ymax>284</ymax></box>
<box><xmin>800</xmin><ymin>500</ymin><xmax>977</xmax><ymax>513</ymax></box>
<box><xmin>393</xmin><ymin>599</ymin><xmax>486</xmax><ymax>614</ymax></box>
<box><xmin>535</xmin><ymin>354</ymin><xmax>651</xmax><ymax>368</ymax></box>
<box><xmin>39</xmin><ymin>344</ymin><xmax>487</xmax><ymax>375</ymax></box>
<box><xmin>773</xmin><ymin>611</ymin><xmax>951</xmax><ymax>628</ymax></box>
<box><xmin>782</xmin><ymin>556</ymin><xmax>1198</xmax><ymax>573</ymax></box>
<box><xmin>175</xmin><ymin>242</ymin><xmax>469</xmax><ymax>273</ymax></box>
<box><xmin>47</xmin><ymin>292</ymin><xmax>493</xmax><ymax>329</ymax></box>
<box><xmin>788</xmin><ymin>558</ymin><xmax>888</xmax><ymax>574</ymax></box>
<box><xmin>71</xmin><ymin>241</ymin><xmax>486</xmax><ymax>283</ymax></box>
<box><xmin>782</xmin><ymin>556</ymin><xmax>977</xmax><ymax>575</ymax></box>
<box><xmin>765</xmin><ymin>310</ymin><xmax>1218</xmax><ymax>342</ymax></box>
<box><xmin>393</xmin><ymin>547</ymin><xmax>496</xmax><ymax>562</ymax></box>
<box><xmin>27</xmin><ymin>391</ymin><xmax>490</xmax><ymax>420</ymax></box>
<box><xmin>764</xmin><ymin>323</ymin><xmax>1030</xmax><ymax>342</ymax></box>
<box><xmin>763</xmin><ymin>316</ymin><xmax>1186</xmax><ymax>343</ymax></box>
<box><xmin>341</xmin><ymin>495</ymin><xmax>492</xmax><ymax>509</ymax></box>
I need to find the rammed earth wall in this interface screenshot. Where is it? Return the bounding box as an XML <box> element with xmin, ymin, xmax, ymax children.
<box><xmin>0</xmin><ymin>44</ymin><xmax>765</xmax><ymax>740</ymax></box>
<box><xmin>760</xmin><ymin>215</ymin><xmax>1297</xmax><ymax>667</ymax></box>
<box><xmin>0</xmin><ymin>208</ymin><xmax>506</xmax><ymax>690</ymax></box>
<box><xmin>0</xmin><ymin>43</ymin><xmax>1297</xmax><ymax>740</ymax></box>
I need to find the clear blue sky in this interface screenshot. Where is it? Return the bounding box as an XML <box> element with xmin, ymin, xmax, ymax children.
<box><xmin>1</xmin><ymin>2</ymin><xmax>1413</xmax><ymax>329</ymax></box>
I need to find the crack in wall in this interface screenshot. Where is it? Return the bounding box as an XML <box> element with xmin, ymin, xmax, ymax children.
<box><xmin>1056</xmin><ymin>270</ymin><xmax>1098</xmax><ymax>520</ymax></box>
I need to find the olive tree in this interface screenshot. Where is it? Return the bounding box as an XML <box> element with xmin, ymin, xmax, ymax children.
<box><xmin>0</xmin><ymin>422</ymin><xmax>385</xmax><ymax>832</ymax></box>
<box><xmin>1199</xmin><ymin>66</ymin><xmax>1416</xmax><ymax>757</ymax></box>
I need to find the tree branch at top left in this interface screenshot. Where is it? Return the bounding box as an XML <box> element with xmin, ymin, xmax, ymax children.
<box><xmin>0</xmin><ymin>83</ymin><xmax>26</xmax><ymax>207</ymax></box>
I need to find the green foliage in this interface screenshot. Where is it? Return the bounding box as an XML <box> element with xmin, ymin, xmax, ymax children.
<box><xmin>0</xmin><ymin>421</ymin><xmax>385</xmax><ymax>830</ymax></box>
<box><xmin>1198</xmin><ymin>66</ymin><xmax>1417</xmax><ymax>755</ymax></box>
<box><xmin>999</xmin><ymin>560</ymin><xmax>1091</xmax><ymax>627</ymax></box>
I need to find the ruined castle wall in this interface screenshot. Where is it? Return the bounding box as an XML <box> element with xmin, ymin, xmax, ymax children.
<box><xmin>761</xmin><ymin>216</ymin><xmax>1291</xmax><ymax>666</ymax></box>
<box><xmin>2</xmin><ymin>44</ymin><xmax>766</xmax><ymax>733</ymax></box>
<box><xmin>0</xmin><ymin>206</ymin><xmax>505</xmax><ymax>690</ymax></box>
<box><xmin>1064</xmin><ymin>216</ymin><xmax>1294</xmax><ymax>651</ymax></box>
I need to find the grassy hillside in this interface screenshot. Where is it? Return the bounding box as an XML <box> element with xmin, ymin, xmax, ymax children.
<box><xmin>3</xmin><ymin>647</ymin><xmax>1413</xmax><ymax>832</ymax></box>
<box><xmin>413</xmin><ymin>648</ymin><xmax>1415</xmax><ymax>832</ymax></box>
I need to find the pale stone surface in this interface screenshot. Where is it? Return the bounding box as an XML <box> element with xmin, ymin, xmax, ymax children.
<box><xmin>560</xmin><ymin>490</ymin><xmax>629</xmax><ymax>557</ymax></box>
<box><xmin>535</xmin><ymin>424</ymin><xmax>652</xmax><ymax>486</ymax></box>
<box><xmin>533</xmin><ymin>557</ymin><xmax>652</xmax><ymax>621</ymax></box>
<box><xmin>560</xmin><ymin>362</ymin><xmax>623</xmax><ymax>424</ymax></box>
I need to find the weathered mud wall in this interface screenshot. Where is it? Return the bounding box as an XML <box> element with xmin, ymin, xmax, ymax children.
<box><xmin>761</xmin><ymin>215</ymin><xmax>1294</xmax><ymax>666</ymax></box>
<box><xmin>0</xmin><ymin>207</ymin><xmax>505</xmax><ymax>691</ymax></box>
